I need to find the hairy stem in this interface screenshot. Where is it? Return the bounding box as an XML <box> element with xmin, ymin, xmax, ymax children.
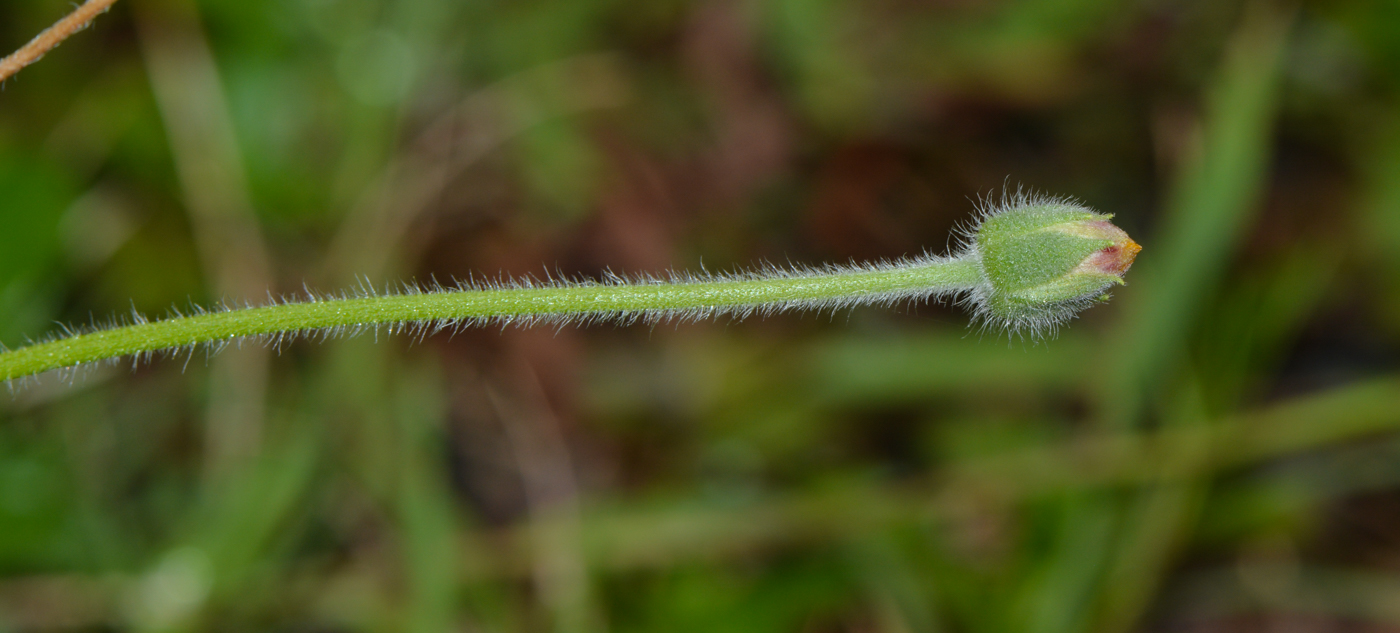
<box><xmin>0</xmin><ymin>0</ymin><xmax>121</xmax><ymax>83</ymax></box>
<box><xmin>0</xmin><ymin>256</ymin><xmax>982</xmax><ymax>381</ymax></box>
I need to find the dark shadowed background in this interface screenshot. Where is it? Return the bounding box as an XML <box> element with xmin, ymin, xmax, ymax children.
<box><xmin>1</xmin><ymin>0</ymin><xmax>1398</xmax><ymax>631</ymax></box>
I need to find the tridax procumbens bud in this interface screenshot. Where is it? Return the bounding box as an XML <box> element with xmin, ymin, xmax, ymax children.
<box><xmin>1</xmin><ymin>186</ymin><xmax>1138</xmax><ymax>383</ymax></box>
<box><xmin>963</xmin><ymin>191</ymin><xmax>1141</xmax><ymax>334</ymax></box>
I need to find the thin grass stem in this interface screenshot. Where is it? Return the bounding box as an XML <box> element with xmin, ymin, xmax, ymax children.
<box><xmin>0</xmin><ymin>0</ymin><xmax>121</xmax><ymax>84</ymax></box>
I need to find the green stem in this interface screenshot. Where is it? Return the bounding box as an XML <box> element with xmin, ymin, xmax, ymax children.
<box><xmin>1</xmin><ymin>256</ymin><xmax>982</xmax><ymax>381</ymax></box>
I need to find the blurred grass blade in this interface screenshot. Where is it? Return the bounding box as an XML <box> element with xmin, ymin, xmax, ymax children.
<box><xmin>1358</xmin><ymin>116</ymin><xmax>1400</xmax><ymax>327</ymax></box>
<box><xmin>1087</xmin><ymin>6</ymin><xmax>1295</xmax><ymax>633</ymax></box>
<box><xmin>1010</xmin><ymin>497</ymin><xmax>1117</xmax><ymax>633</ymax></box>
<box><xmin>132</xmin><ymin>0</ymin><xmax>275</xmax><ymax>480</ymax></box>
<box><xmin>1104</xmin><ymin>1</ymin><xmax>1295</xmax><ymax>426</ymax></box>
<box><xmin>1092</xmin><ymin>379</ymin><xmax>1212</xmax><ymax>633</ymax></box>
<box><xmin>1179</xmin><ymin>565</ymin><xmax>1400</xmax><ymax>625</ymax></box>
<box><xmin>471</xmin><ymin>373</ymin><xmax>1400</xmax><ymax>580</ymax></box>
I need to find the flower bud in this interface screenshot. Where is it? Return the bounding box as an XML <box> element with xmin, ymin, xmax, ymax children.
<box><xmin>967</xmin><ymin>195</ymin><xmax>1140</xmax><ymax>333</ymax></box>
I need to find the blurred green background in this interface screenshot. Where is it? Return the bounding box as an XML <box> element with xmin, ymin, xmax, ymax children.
<box><xmin>1</xmin><ymin>0</ymin><xmax>1398</xmax><ymax>630</ymax></box>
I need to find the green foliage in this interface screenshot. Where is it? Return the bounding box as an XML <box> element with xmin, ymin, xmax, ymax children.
<box><xmin>2</xmin><ymin>0</ymin><xmax>1399</xmax><ymax>632</ymax></box>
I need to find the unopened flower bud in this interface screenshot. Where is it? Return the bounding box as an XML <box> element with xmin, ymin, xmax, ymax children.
<box><xmin>967</xmin><ymin>194</ymin><xmax>1140</xmax><ymax>334</ymax></box>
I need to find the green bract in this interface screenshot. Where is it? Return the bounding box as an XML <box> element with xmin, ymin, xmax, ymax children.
<box><xmin>965</xmin><ymin>194</ymin><xmax>1141</xmax><ymax>334</ymax></box>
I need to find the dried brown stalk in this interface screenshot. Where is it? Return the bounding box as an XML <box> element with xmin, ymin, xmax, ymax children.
<box><xmin>0</xmin><ymin>0</ymin><xmax>121</xmax><ymax>84</ymax></box>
